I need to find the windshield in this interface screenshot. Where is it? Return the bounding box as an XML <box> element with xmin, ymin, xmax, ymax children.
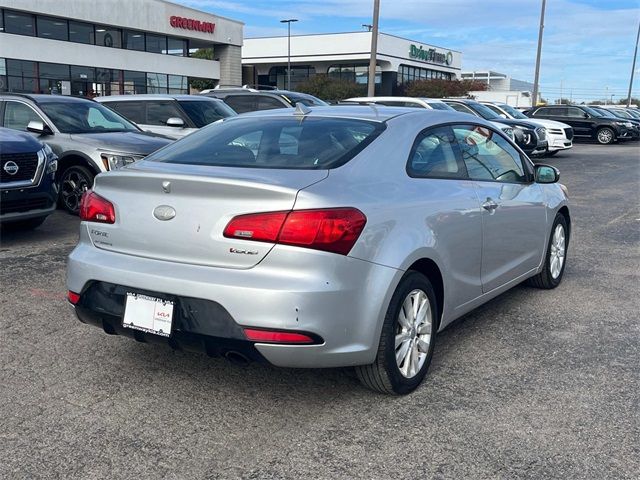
<box><xmin>468</xmin><ymin>102</ymin><xmax>501</xmax><ymax>120</ymax></box>
<box><xmin>592</xmin><ymin>108</ymin><xmax>616</xmax><ymax>118</ymax></box>
<box><xmin>582</xmin><ymin>106</ymin><xmax>603</xmax><ymax>117</ymax></box>
<box><xmin>38</xmin><ymin>101</ymin><xmax>139</xmax><ymax>134</ymax></box>
<box><xmin>147</xmin><ymin>116</ymin><xmax>384</xmax><ymax>169</ymax></box>
<box><xmin>178</xmin><ymin>100</ymin><xmax>237</xmax><ymax>128</ymax></box>
<box><xmin>281</xmin><ymin>93</ymin><xmax>328</xmax><ymax>107</ymax></box>
<box><xmin>611</xmin><ymin>109</ymin><xmax>632</xmax><ymax>119</ymax></box>
<box><xmin>499</xmin><ymin>104</ymin><xmax>529</xmax><ymax>119</ymax></box>
<box><xmin>625</xmin><ymin>109</ymin><xmax>640</xmax><ymax>119</ymax></box>
<box><xmin>426</xmin><ymin>102</ymin><xmax>453</xmax><ymax>111</ymax></box>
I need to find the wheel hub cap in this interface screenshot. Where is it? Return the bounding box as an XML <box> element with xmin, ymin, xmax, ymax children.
<box><xmin>550</xmin><ymin>224</ymin><xmax>566</xmax><ymax>279</ymax></box>
<box><xmin>395</xmin><ymin>289</ymin><xmax>432</xmax><ymax>379</ymax></box>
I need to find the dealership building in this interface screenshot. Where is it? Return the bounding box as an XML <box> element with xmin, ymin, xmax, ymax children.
<box><xmin>242</xmin><ymin>32</ymin><xmax>461</xmax><ymax>95</ymax></box>
<box><xmin>0</xmin><ymin>0</ymin><xmax>243</xmax><ymax>96</ymax></box>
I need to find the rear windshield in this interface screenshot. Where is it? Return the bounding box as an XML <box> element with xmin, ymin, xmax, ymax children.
<box><xmin>147</xmin><ymin>116</ymin><xmax>385</xmax><ymax>169</ymax></box>
<box><xmin>280</xmin><ymin>93</ymin><xmax>328</xmax><ymax>107</ymax></box>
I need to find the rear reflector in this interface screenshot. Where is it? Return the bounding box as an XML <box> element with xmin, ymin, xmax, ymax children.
<box><xmin>224</xmin><ymin>208</ymin><xmax>366</xmax><ymax>255</ymax></box>
<box><xmin>67</xmin><ymin>291</ymin><xmax>81</xmax><ymax>305</ymax></box>
<box><xmin>243</xmin><ymin>328</ymin><xmax>318</xmax><ymax>345</ymax></box>
<box><xmin>79</xmin><ymin>191</ymin><xmax>115</xmax><ymax>224</ymax></box>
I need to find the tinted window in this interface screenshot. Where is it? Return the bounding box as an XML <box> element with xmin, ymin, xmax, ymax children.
<box><xmin>37</xmin><ymin>16</ymin><xmax>68</xmax><ymax>41</ymax></box>
<box><xmin>407</xmin><ymin>126</ymin><xmax>466</xmax><ymax>179</ymax></box>
<box><xmin>123</xmin><ymin>30</ymin><xmax>145</xmax><ymax>50</ymax></box>
<box><xmin>282</xmin><ymin>93</ymin><xmax>328</xmax><ymax>107</ymax></box>
<box><xmin>38</xmin><ymin>101</ymin><xmax>138</xmax><ymax>133</ymax></box>
<box><xmin>146</xmin><ymin>34</ymin><xmax>167</xmax><ymax>54</ymax></box>
<box><xmin>39</xmin><ymin>62</ymin><xmax>70</xmax><ymax>80</ymax></box>
<box><xmin>453</xmin><ymin>124</ymin><xmax>527</xmax><ymax>183</ymax></box>
<box><xmin>468</xmin><ymin>102</ymin><xmax>501</xmax><ymax>120</ymax></box>
<box><xmin>105</xmin><ymin>101</ymin><xmax>146</xmax><ymax>124</ymax></box>
<box><xmin>178</xmin><ymin>100</ymin><xmax>236</xmax><ymax>127</ymax></box>
<box><xmin>4</xmin><ymin>10</ymin><xmax>35</xmax><ymax>36</ymax></box>
<box><xmin>147</xmin><ymin>117</ymin><xmax>385</xmax><ymax>170</ymax></box>
<box><xmin>224</xmin><ymin>95</ymin><xmax>257</xmax><ymax>114</ymax></box>
<box><xmin>146</xmin><ymin>101</ymin><xmax>184</xmax><ymax>125</ymax></box>
<box><xmin>426</xmin><ymin>102</ymin><xmax>452</xmax><ymax>111</ymax></box>
<box><xmin>566</xmin><ymin>107</ymin><xmax>586</xmax><ymax>118</ymax></box>
<box><xmin>71</xmin><ymin>66</ymin><xmax>95</xmax><ymax>82</ymax></box>
<box><xmin>69</xmin><ymin>21</ymin><xmax>94</xmax><ymax>44</ymax></box>
<box><xmin>446</xmin><ymin>102</ymin><xmax>476</xmax><ymax>115</ymax></box>
<box><xmin>123</xmin><ymin>71</ymin><xmax>146</xmax><ymax>94</ymax></box>
<box><xmin>147</xmin><ymin>73</ymin><xmax>168</xmax><ymax>94</ymax></box>
<box><xmin>167</xmin><ymin>37</ymin><xmax>187</xmax><ymax>56</ymax></box>
<box><xmin>534</xmin><ymin>107</ymin><xmax>564</xmax><ymax>116</ymax></box>
<box><xmin>258</xmin><ymin>96</ymin><xmax>287</xmax><ymax>110</ymax></box>
<box><xmin>95</xmin><ymin>26</ymin><xmax>121</xmax><ymax>48</ymax></box>
<box><xmin>3</xmin><ymin>101</ymin><xmax>42</xmax><ymax>131</ymax></box>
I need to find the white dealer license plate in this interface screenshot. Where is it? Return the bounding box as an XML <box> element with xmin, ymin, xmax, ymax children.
<box><xmin>123</xmin><ymin>293</ymin><xmax>174</xmax><ymax>337</ymax></box>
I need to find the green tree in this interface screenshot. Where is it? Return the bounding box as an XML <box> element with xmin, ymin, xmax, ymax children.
<box><xmin>402</xmin><ymin>79</ymin><xmax>488</xmax><ymax>98</ymax></box>
<box><xmin>188</xmin><ymin>48</ymin><xmax>217</xmax><ymax>91</ymax></box>
<box><xmin>295</xmin><ymin>74</ymin><xmax>365</xmax><ymax>102</ymax></box>
<box><xmin>617</xmin><ymin>97</ymin><xmax>640</xmax><ymax>107</ymax></box>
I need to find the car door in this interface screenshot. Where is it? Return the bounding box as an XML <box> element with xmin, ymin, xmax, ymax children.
<box><xmin>565</xmin><ymin>107</ymin><xmax>593</xmax><ymax>136</ymax></box>
<box><xmin>144</xmin><ymin>101</ymin><xmax>191</xmax><ymax>138</ymax></box>
<box><xmin>452</xmin><ymin>124</ymin><xmax>547</xmax><ymax>293</ymax></box>
<box><xmin>407</xmin><ymin>125</ymin><xmax>484</xmax><ymax>308</ymax></box>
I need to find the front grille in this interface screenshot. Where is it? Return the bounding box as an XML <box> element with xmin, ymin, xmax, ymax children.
<box><xmin>0</xmin><ymin>197</ymin><xmax>50</xmax><ymax>215</ymax></box>
<box><xmin>547</xmin><ymin>128</ymin><xmax>563</xmax><ymax>135</ymax></box>
<box><xmin>0</xmin><ymin>152</ymin><xmax>39</xmax><ymax>183</ymax></box>
<box><xmin>564</xmin><ymin>128</ymin><xmax>574</xmax><ymax>140</ymax></box>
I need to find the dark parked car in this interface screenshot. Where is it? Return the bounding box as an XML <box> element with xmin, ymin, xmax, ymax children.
<box><xmin>443</xmin><ymin>99</ymin><xmax>548</xmax><ymax>156</ymax></box>
<box><xmin>589</xmin><ymin>107</ymin><xmax>640</xmax><ymax>140</ymax></box>
<box><xmin>201</xmin><ymin>86</ymin><xmax>328</xmax><ymax>114</ymax></box>
<box><xmin>0</xmin><ymin>94</ymin><xmax>172</xmax><ymax>213</ymax></box>
<box><xmin>1</xmin><ymin>127</ymin><xmax>58</xmax><ymax>229</ymax></box>
<box><xmin>525</xmin><ymin>105</ymin><xmax>634</xmax><ymax>145</ymax></box>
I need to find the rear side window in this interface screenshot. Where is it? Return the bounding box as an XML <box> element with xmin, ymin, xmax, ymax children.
<box><xmin>178</xmin><ymin>100</ymin><xmax>236</xmax><ymax>127</ymax></box>
<box><xmin>257</xmin><ymin>96</ymin><xmax>287</xmax><ymax>110</ymax></box>
<box><xmin>106</xmin><ymin>102</ymin><xmax>146</xmax><ymax>124</ymax></box>
<box><xmin>407</xmin><ymin>126</ymin><xmax>466</xmax><ymax>179</ymax></box>
<box><xmin>224</xmin><ymin>95</ymin><xmax>257</xmax><ymax>114</ymax></box>
<box><xmin>147</xmin><ymin>117</ymin><xmax>385</xmax><ymax>170</ymax></box>
<box><xmin>146</xmin><ymin>101</ymin><xmax>184</xmax><ymax>125</ymax></box>
<box><xmin>446</xmin><ymin>102</ymin><xmax>475</xmax><ymax>115</ymax></box>
<box><xmin>3</xmin><ymin>102</ymin><xmax>42</xmax><ymax>131</ymax></box>
<box><xmin>534</xmin><ymin>107</ymin><xmax>564</xmax><ymax>116</ymax></box>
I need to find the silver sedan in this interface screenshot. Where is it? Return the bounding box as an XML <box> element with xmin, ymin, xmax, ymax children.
<box><xmin>67</xmin><ymin>106</ymin><xmax>570</xmax><ymax>395</ymax></box>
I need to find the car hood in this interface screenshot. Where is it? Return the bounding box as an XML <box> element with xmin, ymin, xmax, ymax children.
<box><xmin>525</xmin><ymin>118</ymin><xmax>571</xmax><ymax>129</ymax></box>
<box><xmin>68</xmin><ymin>131</ymin><xmax>172</xmax><ymax>155</ymax></box>
<box><xmin>493</xmin><ymin>118</ymin><xmax>542</xmax><ymax>129</ymax></box>
<box><xmin>0</xmin><ymin>128</ymin><xmax>43</xmax><ymax>154</ymax></box>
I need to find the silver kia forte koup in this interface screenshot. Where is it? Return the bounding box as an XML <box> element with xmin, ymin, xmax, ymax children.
<box><xmin>67</xmin><ymin>105</ymin><xmax>570</xmax><ymax>394</ymax></box>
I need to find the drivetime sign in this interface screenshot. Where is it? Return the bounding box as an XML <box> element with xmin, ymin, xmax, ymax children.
<box><xmin>170</xmin><ymin>16</ymin><xmax>215</xmax><ymax>34</ymax></box>
<box><xmin>409</xmin><ymin>44</ymin><xmax>453</xmax><ymax>66</ymax></box>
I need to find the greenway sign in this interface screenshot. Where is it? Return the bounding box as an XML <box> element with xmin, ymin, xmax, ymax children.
<box><xmin>409</xmin><ymin>44</ymin><xmax>453</xmax><ymax>66</ymax></box>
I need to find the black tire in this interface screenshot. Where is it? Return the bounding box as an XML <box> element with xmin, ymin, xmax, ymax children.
<box><xmin>356</xmin><ymin>271</ymin><xmax>438</xmax><ymax>395</ymax></box>
<box><xmin>596</xmin><ymin>127</ymin><xmax>615</xmax><ymax>145</ymax></box>
<box><xmin>527</xmin><ymin>213</ymin><xmax>569</xmax><ymax>289</ymax></box>
<box><xmin>1</xmin><ymin>216</ymin><xmax>47</xmax><ymax>230</ymax></box>
<box><xmin>58</xmin><ymin>165</ymin><xmax>94</xmax><ymax>214</ymax></box>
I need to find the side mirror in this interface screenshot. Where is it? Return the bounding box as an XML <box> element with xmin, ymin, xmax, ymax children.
<box><xmin>166</xmin><ymin>117</ymin><xmax>185</xmax><ymax>128</ymax></box>
<box><xmin>535</xmin><ymin>164</ymin><xmax>560</xmax><ymax>184</ymax></box>
<box><xmin>27</xmin><ymin>120</ymin><xmax>52</xmax><ymax>135</ymax></box>
<box><xmin>583</xmin><ymin>113</ymin><xmax>589</xmax><ymax>118</ymax></box>
<box><xmin>499</xmin><ymin>113</ymin><xmax>507</xmax><ymax>118</ymax></box>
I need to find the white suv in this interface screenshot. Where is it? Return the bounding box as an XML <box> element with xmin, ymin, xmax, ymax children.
<box><xmin>481</xmin><ymin>102</ymin><xmax>573</xmax><ymax>156</ymax></box>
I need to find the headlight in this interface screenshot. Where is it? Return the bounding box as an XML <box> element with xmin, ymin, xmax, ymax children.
<box><xmin>501</xmin><ymin>127</ymin><xmax>514</xmax><ymax>140</ymax></box>
<box><xmin>41</xmin><ymin>144</ymin><xmax>58</xmax><ymax>174</ymax></box>
<box><xmin>535</xmin><ymin>127</ymin><xmax>547</xmax><ymax>140</ymax></box>
<box><xmin>101</xmin><ymin>153</ymin><xmax>138</xmax><ymax>171</ymax></box>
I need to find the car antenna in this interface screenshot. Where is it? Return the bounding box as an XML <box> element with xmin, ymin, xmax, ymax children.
<box><xmin>293</xmin><ymin>102</ymin><xmax>311</xmax><ymax>116</ymax></box>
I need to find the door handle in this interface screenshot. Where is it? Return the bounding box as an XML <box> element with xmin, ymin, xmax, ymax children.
<box><xmin>482</xmin><ymin>198</ymin><xmax>499</xmax><ymax>212</ymax></box>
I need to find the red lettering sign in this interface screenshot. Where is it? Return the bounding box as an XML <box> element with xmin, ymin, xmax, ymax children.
<box><xmin>169</xmin><ymin>16</ymin><xmax>215</xmax><ymax>34</ymax></box>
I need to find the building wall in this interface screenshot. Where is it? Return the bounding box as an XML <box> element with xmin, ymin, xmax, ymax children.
<box><xmin>216</xmin><ymin>44</ymin><xmax>242</xmax><ymax>86</ymax></box>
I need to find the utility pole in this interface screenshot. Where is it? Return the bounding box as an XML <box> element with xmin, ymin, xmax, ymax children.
<box><xmin>280</xmin><ymin>19</ymin><xmax>298</xmax><ymax>91</ymax></box>
<box><xmin>626</xmin><ymin>20</ymin><xmax>640</xmax><ymax>107</ymax></box>
<box><xmin>532</xmin><ymin>0</ymin><xmax>547</xmax><ymax>106</ymax></box>
<box><xmin>367</xmin><ymin>0</ymin><xmax>380</xmax><ymax>97</ymax></box>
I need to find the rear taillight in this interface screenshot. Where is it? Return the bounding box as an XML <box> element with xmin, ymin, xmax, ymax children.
<box><xmin>67</xmin><ymin>291</ymin><xmax>81</xmax><ymax>305</ymax></box>
<box><xmin>224</xmin><ymin>208</ymin><xmax>366</xmax><ymax>255</ymax></box>
<box><xmin>243</xmin><ymin>328</ymin><xmax>320</xmax><ymax>344</ymax></box>
<box><xmin>79</xmin><ymin>191</ymin><xmax>115</xmax><ymax>224</ymax></box>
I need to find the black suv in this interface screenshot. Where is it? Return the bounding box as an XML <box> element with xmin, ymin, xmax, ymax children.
<box><xmin>525</xmin><ymin>105</ymin><xmax>633</xmax><ymax>145</ymax></box>
<box><xmin>1</xmin><ymin>127</ymin><xmax>58</xmax><ymax>229</ymax></box>
<box><xmin>443</xmin><ymin>99</ymin><xmax>548</xmax><ymax>156</ymax></box>
<box><xmin>201</xmin><ymin>86</ymin><xmax>327</xmax><ymax>114</ymax></box>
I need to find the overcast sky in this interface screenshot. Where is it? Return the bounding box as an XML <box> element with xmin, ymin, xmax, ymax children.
<box><xmin>177</xmin><ymin>0</ymin><xmax>640</xmax><ymax>102</ymax></box>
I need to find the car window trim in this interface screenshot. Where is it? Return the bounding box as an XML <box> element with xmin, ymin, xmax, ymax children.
<box><xmin>405</xmin><ymin>124</ymin><xmax>470</xmax><ymax>181</ymax></box>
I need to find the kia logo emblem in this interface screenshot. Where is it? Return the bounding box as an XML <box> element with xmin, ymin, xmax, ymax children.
<box><xmin>3</xmin><ymin>161</ymin><xmax>19</xmax><ymax>175</ymax></box>
<box><xmin>153</xmin><ymin>205</ymin><xmax>176</xmax><ymax>221</ymax></box>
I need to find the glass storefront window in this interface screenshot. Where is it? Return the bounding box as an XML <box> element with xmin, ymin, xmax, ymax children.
<box><xmin>123</xmin><ymin>30</ymin><xmax>145</xmax><ymax>51</ymax></box>
<box><xmin>37</xmin><ymin>16</ymin><xmax>68</xmax><ymax>41</ymax></box>
<box><xmin>0</xmin><ymin>9</ymin><xmax>4</xmax><ymax>33</ymax></box>
<box><xmin>123</xmin><ymin>70</ymin><xmax>146</xmax><ymax>94</ymax></box>
<box><xmin>146</xmin><ymin>34</ymin><xmax>166</xmax><ymax>54</ymax></box>
<box><xmin>147</xmin><ymin>72</ymin><xmax>168</xmax><ymax>93</ymax></box>
<box><xmin>69</xmin><ymin>21</ymin><xmax>94</xmax><ymax>44</ymax></box>
<box><xmin>6</xmin><ymin>59</ymin><xmax>37</xmax><ymax>78</ymax></box>
<box><xmin>168</xmin><ymin>75</ymin><xmax>188</xmax><ymax>93</ymax></box>
<box><xmin>268</xmin><ymin>65</ymin><xmax>316</xmax><ymax>90</ymax></box>
<box><xmin>95</xmin><ymin>25</ymin><xmax>121</xmax><ymax>48</ymax></box>
<box><xmin>167</xmin><ymin>37</ymin><xmax>187</xmax><ymax>56</ymax></box>
<box><xmin>4</xmin><ymin>10</ymin><xmax>35</xmax><ymax>36</ymax></box>
<box><xmin>39</xmin><ymin>62</ymin><xmax>70</xmax><ymax>80</ymax></box>
<box><xmin>328</xmin><ymin>64</ymin><xmax>380</xmax><ymax>85</ymax></box>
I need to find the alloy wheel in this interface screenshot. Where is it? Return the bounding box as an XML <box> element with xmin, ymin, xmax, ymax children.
<box><xmin>395</xmin><ymin>289</ymin><xmax>432</xmax><ymax>378</ymax></box>
<box><xmin>549</xmin><ymin>224</ymin><xmax>566</xmax><ymax>279</ymax></box>
<box><xmin>61</xmin><ymin>169</ymin><xmax>90</xmax><ymax>213</ymax></box>
<box><xmin>597</xmin><ymin>129</ymin><xmax>613</xmax><ymax>144</ymax></box>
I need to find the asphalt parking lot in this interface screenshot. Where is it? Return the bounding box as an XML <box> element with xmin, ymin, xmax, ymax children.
<box><xmin>1</xmin><ymin>142</ymin><xmax>638</xmax><ymax>479</ymax></box>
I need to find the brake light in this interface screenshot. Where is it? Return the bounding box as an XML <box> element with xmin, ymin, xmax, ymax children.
<box><xmin>224</xmin><ymin>208</ymin><xmax>366</xmax><ymax>255</ymax></box>
<box><xmin>79</xmin><ymin>191</ymin><xmax>115</xmax><ymax>224</ymax></box>
<box><xmin>243</xmin><ymin>328</ymin><xmax>319</xmax><ymax>344</ymax></box>
<box><xmin>67</xmin><ymin>291</ymin><xmax>81</xmax><ymax>305</ymax></box>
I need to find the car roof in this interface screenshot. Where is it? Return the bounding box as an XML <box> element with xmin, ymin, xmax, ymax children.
<box><xmin>345</xmin><ymin>97</ymin><xmax>447</xmax><ymax>104</ymax></box>
<box><xmin>0</xmin><ymin>94</ymin><xmax>98</xmax><ymax>104</ymax></box>
<box><xmin>96</xmin><ymin>94</ymin><xmax>223</xmax><ymax>102</ymax></box>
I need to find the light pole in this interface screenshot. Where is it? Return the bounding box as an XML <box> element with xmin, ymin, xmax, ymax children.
<box><xmin>532</xmin><ymin>0</ymin><xmax>547</xmax><ymax>106</ymax></box>
<box><xmin>626</xmin><ymin>20</ymin><xmax>640</xmax><ymax>107</ymax></box>
<box><xmin>280</xmin><ymin>19</ymin><xmax>298</xmax><ymax>91</ymax></box>
<box><xmin>367</xmin><ymin>0</ymin><xmax>380</xmax><ymax>97</ymax></box>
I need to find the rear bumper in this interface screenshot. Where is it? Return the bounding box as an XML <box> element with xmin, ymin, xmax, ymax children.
<box><xmin>67</xmin><ymin>228</ymin><xmax>401</xmax><ymax>368</ymax></box>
